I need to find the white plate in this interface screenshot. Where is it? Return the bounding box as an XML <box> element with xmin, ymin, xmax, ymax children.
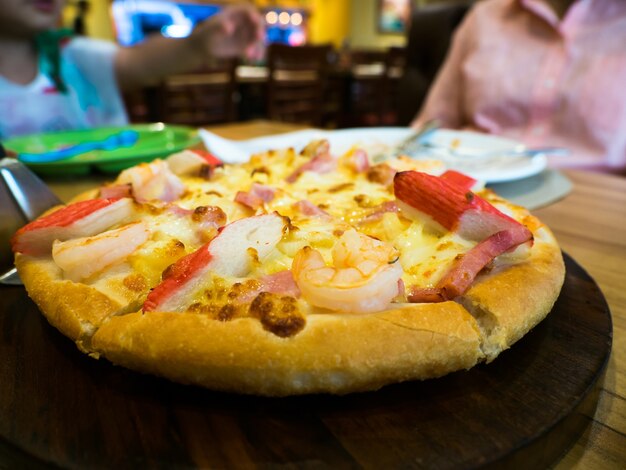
<box><xmin>416</xmin><ymin>129</ymin><xmax>548</xmax><ymax>183</ymax></box>
<box><xmin>199</xmin><ymin>127</ymin><xmax>547</xmax><ymax>183</ymax></box>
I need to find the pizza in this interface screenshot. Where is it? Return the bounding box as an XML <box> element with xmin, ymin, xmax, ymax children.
<box><xmin>11</xmin><ymin>138</ymin><xmax>565</xmax><ymax>396</ymax></box>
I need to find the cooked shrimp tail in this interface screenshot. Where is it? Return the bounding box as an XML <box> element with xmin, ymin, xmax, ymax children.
<box><xmin>292</xmin><ymin>229</ymin><xmax>403</xmax><ymax>313</ymax></box>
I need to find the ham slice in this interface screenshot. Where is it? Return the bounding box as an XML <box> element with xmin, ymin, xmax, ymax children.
<box><xmin>235</xmin><ymin>183</ymin><xmax>276</xmax><ymax>210</ymax></box>
<box><xmin>286</xmin><ymin>153</ymin><xmax>337</xmax><ymax>183</ymax></box>
<box><xmin>407</xmin><ymin>225</ymin><xmax>533</xmax><ymax>302</ymax></box>
<box><xmin>99</xmin><ymin>184</ymin><xmax>132</xmax><ymax>199</ymax></box>
<box><xmin>438</xmin><ymin>225</ymin><xmax>533</xmax><ymax>298</ymax></box>
<box><xmin>260</xmin><ymin>270</ymin><xmax>301</xmax><ymax>297</ymax></box>
<box><xmin>344</xmin><ymin>148</ymin><xmax>370</xmax><ymax>173</ymax></box>
<box><xmin>406</xmin><ymin>286</ymin><xmax>445</xmax><ymax>303</ymax></box>
<box><xmin>231</xmin><ymin>270</ymin><xmax>301</xmax><ymax>304</ymax></box>
<box><xmin>293</xmin><ymin>200</ymin><xmax>332</xmax><ymax>219</ymax></box>
<box><xmin>358</xmin><ymin>201</ymin><xmax>400</xmax><ymax>224</ymax></box>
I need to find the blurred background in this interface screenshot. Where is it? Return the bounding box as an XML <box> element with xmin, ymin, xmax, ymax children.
<box><xmin>58</xmin><ymin>0</ymin><xmax>471</xmax><ymax>129</ymax></box>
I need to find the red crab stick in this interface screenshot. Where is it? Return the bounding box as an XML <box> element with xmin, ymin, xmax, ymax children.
<box><xmin>395</xmin><ymin>170</ymin><xmax>533</xmax><ymax>302</ymax></box>
<box><xmin>394</xmin><ymin>170</ymin><xmax>524</xmax><ymax>241</ymax></box>
<box><xmin>143</xmin><ymin>212</ymin><xmax>286</xmax><ymax>312</ymax></box>
<box><xmin>11</xmin><ymin>198</ymin><xmax>136</xmax><ymax>256</ymax></box>
<box><xmin>440</xmin><ymin>169</ymin><xmax>480</xmax><ymax>192</ymax></box>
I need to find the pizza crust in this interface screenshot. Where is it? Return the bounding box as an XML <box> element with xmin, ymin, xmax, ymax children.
<box><xmin>15</xmin><ymin>254</ymin><xmax>129</xmax><ymax>352</ymax></box>
<box><xmin>457</xmin><ymin>225</ymin><xmax>565</xmax><ymax>360</ymax></box>
<box><xmin>90</xmin><ymin>301</ymin><xmax>482</xmax><ymax>396</ymax></box>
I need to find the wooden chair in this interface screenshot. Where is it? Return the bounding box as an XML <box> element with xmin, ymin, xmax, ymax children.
<box><xmin>154</xmin><ymin>58</ymin><xmax>238</xmax><ymax>126</ymax></box>
<box><xmin>123</xmin><ymin>87</ymin><xmax>160</xmax><ymax>123</ymax></box>
<box><xmin>345</xmin><ymin>49</ymin><xmax>388</xmax><ymax>127</ymax></box>
<box><xmin>382</xmin><ymin>46</ymin><xmax>407</xmax><ymax>125</ymax></box>
<box><xmin>266</xmin><ymin>44</ymin><xmax>332</xmax><ymax>127</ymax></box>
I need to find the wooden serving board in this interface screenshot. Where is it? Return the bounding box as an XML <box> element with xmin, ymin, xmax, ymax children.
<box><xmin>0</xmin><ymin>254</ymin><xmax>612</xmax><ymax>469</ymax></box>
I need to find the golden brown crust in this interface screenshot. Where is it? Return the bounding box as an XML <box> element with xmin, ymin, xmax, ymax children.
<box><xmin>458</xmin><ymin>222</ymin><xmax>565</xmax><ymax>360</ymax></box>
<box><xmin>15</xmin><ymin>254</ymin><xmax>130</xmax><ymax>352</ymax></box>
<box><xmin>91</xmin><ymin>302</ymin><xmax>482</xmax><ymax>396</ymax></box>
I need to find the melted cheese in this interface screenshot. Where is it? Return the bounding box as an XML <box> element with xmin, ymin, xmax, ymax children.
<box><xmin>61</xmin><ymin>143</ymin><xmax>532</xmax><ymax>311</ymax></box>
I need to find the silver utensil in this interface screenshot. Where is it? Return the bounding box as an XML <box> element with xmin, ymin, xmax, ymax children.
<box><xmin>371</xmin><ymin>119</ymin><xmax>440</xmax><ymax>162</ymax></box>
<box><xmin>412</xmin><ymin>143</ymin><xmax>570</xmax><ymax>161</ymax></box>
<box><xmin>0</xmin><ymin>267</ymin><xmax>22</xmax><ymax>285</ymax></box>
<box><xmin>0</xmin><ymin>157</ymin><xmax>63</xmax><ymax>286</ymax></box>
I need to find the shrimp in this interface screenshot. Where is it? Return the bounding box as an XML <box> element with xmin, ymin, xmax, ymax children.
<box><xmin>52</xmin><ymin>221</ymin><xmax>150</xmax><ymax>282</ymax></box>
<box><xmin>292</xmin><ymin>229</ymin><xmax>403</xmax><ymax>313</ymax></box>
<box><xmin>114</xmin><ymin>159</ymin><xmax>185</xmax><ymax>202</ymax></box>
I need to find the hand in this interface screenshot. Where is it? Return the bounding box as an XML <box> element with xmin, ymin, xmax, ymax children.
<box><xmin>193</xmin><ymin>4</ymin><xmax>265</xmax><ymax>62</ymax></box>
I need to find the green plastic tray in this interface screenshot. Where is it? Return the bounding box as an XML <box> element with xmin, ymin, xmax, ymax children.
<box><xmin>4</xmin><ymin>123</ymin><xmax>201</xmax><ymax>175</ymax></box>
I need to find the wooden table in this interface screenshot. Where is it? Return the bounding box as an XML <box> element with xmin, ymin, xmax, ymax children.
<box><xmin>533</xmin><ymin>170</ymin><xmax>626</xmax><ymax>469</ymax></box>
<box><xmin>42</xmin><ymin>120</ymin><xmax>625</xmax><ymax>468</ymax></box>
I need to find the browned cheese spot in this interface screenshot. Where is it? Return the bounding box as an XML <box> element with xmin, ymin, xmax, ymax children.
<box><xmin>189</xmin><ymin>302</ymin><xmax>220</xmax><ymax>316</ymax></box>
<box><xmin>353</xmin><ymin>194</ymin><xmax>375</xmax><ymax>208</ymax></box>
<box><xmin>249</xmin><ymin>292</ymin><xmax>305</xmax><ymax>338</ymax></box>
<box><xmin>437</xmin><ymin>241</ymin><xmax>453</xmax><ymax>251</ymax></box>
<box><xmin>141</xmin><ymin>203</ymin><xmax>165</xmax><ymax>216</ymax></box>
<box><xmin>251</xmin><ymin>166</ymin><xmax>271</xmax><ymax>178</ymax></box>
<box><xmin>123</xmin><ymin>273</ymin><xmax>148</xmax><ymax>292</ymax></box>
<box><xmin>328</xmin><ymin>182</ymin><xmax>354</xmax><ymax>193</ymax></box>
<box><xmin>199</xmin><ymin>164</ymin><xmax>215</xmax><ymax>180</ymax></box>
<box><xmin>281</xmin><ymin>215</ymin><xmax>297</xmax><ymax>234</ymax></box>
<box><xmin>366</xmin><ymin>163</ymin><xmax>394</xmax><ymax>186</ymax></box>
<box><xmin>192</xmin><ymin>205</ymin><xmax>227</xmax><ymax>226</ymax></box>
<box><xmin>247</xmin><ymin>247</ymin><xmax>261</xmax><ymax>270</ymax></box>
<box><xmin>217</xmin><ymin>304</ymin><xmax>237</xmax><ymax>321</ymax></box>
<box><xmin>227</xmin><ymin>279</ymin><xmax>262</xmax><ymax>301</ymax></box>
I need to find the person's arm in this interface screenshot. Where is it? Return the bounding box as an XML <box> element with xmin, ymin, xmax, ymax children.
<box><xmin>410</xmin><ymin>11</ymin><xmax>474</xmax><ymax>130</ymax></box>
<box><xmin>114</xmin><ymin>3</ymin><xmax>264</xmax><ymax>92</ymax></box>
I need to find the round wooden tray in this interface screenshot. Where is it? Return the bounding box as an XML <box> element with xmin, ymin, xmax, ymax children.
<box><xmin>0</xmin><ymin>253</ymin><xmax>612</xmax><ymax>469</ymax></box>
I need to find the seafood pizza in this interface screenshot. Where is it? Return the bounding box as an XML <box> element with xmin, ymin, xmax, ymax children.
<box><xmin>11</xmin><ymin>139</ymin><xmax>565</xmax><ymax>396</ymax></box>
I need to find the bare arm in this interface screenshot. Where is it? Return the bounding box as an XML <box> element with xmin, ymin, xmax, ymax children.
<box><xmin>114</xmin><ymin>3</ymin><xmax>264</xmax><ymax>91</ymax></box>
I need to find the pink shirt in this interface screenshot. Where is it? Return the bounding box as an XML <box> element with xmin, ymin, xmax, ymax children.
<box><xmin>415</xmin><ymin>0</ymin><xmax>626</xmax><ymax>173</ymax></box>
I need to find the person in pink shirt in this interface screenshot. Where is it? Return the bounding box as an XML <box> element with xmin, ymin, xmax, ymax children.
<box><xmin>411</xmin><ymin>0</ymin><xmax>626</xmax><ymax>174</ymax></box>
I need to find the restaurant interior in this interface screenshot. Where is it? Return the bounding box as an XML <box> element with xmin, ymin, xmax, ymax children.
<box><xmin>0</xmin><ymin>0</ymin><xmax>624</xmax><ymax>469</ymax></box>
<box><xmin>61</xmin><ymin>0</ymin><xmax>466</xmax><ymax>129</ymax></box>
